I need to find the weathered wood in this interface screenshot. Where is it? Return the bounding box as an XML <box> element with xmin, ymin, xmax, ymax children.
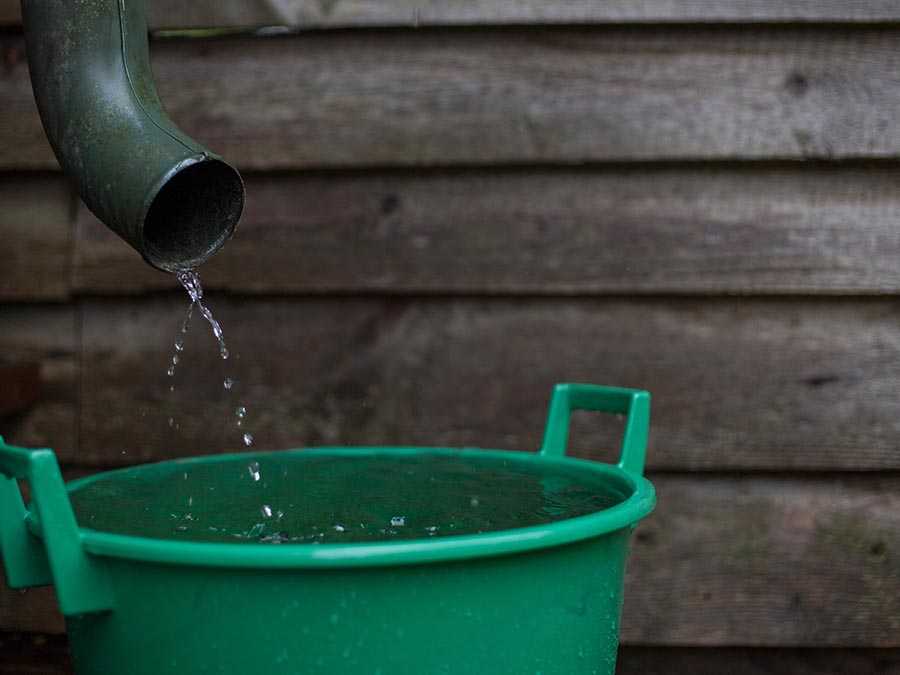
<box><xmin>2</xmin><ymin>475</ymin><xmax>898</xmax><ymax>645</ymax></box>
<box><xmin>6</xmin><ymin>26</ymin><xmax>900</xmax><ymax>170</ymax></box>
<box><xmin>75</xmin><ymin>165</ymin><xmax>900</xmax><ymax>295</ymax></box>
<box><xmin>5</xmin><ymin>1</ymin><xmax>900</xmax><ymax>28</ymax></box>
<box><xmin>624</xmin><ymin>475</ymin><xmax>900</xmax><ymax>646</ymax></box>
<box><xmin>0</xmin><ymin>587</ymin><xmax>64</xmax><ymax>635</ymax></box>
<box><xmin>0</xmin><ymin>306</ymin><xmax>76</xmax><ymax>455</ymax></box>
<box><xmin>0</xmin><ymin>175</ymin><xmax>73</xmax><ymax>301</ymax></box>
<box><xmin>2</xmin><ymin>641</ymin><xmax>899</xmax><ymax>675</ymax></box>
<box><xmin>0</xmin><ymin>364</ymin><xmax>41</xmax><ymax>417</ymax></box>
<box><xmin>0</xmin><ymin>633</ymin><xmax>70</xmax><ymax>674</ymax></box>
<box><xmin>617</xmin><ymin>647</ymin><xmax>900</xmax><ymax>674</ymax></box>
<box><xmin>70</xmin><ymin>296</ymin><xmax>900</xmax><ymax>470</ymax></box>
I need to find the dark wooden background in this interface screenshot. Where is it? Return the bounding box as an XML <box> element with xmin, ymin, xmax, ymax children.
<box><xmin>2</xmin><ymin>1</ymin><xmax>900</xmax><ymax>673</ymax></box>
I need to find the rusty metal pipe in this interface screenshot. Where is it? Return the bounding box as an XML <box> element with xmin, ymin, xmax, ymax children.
<box><xmin>21</xmin><ymin>0</ymin><xmax>244</xmax><ymax>272</ymax></box>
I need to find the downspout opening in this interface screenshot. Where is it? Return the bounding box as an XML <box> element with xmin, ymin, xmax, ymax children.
<box><xmin>142</xmin><ymin>159</ymin><xmax>244</xmax><ymax>272</ymax></box>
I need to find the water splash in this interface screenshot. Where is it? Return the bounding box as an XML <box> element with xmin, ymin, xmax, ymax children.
<box><xmin>248</xmin><ymin>461</ymin><xmax>261</xmax><ymax>482</ymax></box>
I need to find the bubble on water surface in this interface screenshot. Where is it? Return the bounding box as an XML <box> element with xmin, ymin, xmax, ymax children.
<box><xmin>243</xmin><ymin>433</ymin><xmax>254</xmax><ymax>447</ymax></box>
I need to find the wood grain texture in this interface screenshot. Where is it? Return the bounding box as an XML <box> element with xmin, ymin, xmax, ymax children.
<box><xmin>75</xmin><ymin>165</ymin><xmax>900</xmax><ymax>295</ymax></box>
<box><xmin>624</xmin><ymin>475</ymin><xmax>900</xmax><ymax>646</ymax></box>
<box><xmin>617</xmin><ymin>646</ymin><xmax>900</xmax><ymax>674</ymax></box>
<box><xmin>0</xmin><ymin>306</ymin><xmax>77</xmax><ymax>455</ymax></box>
<box><xmin>6</xmin><ymin>1</ymin><xmax>900</xmax><ymax>28</ymax></box>
<box><xmin>6</xmin><ymin>26</ymin><xmax>900</xmax><ymax>170</ymax></box>
<box><xmin>2</xmin><ymin>475</ymin><xmax>898</xmax><ymax>645</ymax></box>
<box><xmin>68</xmin><ymin>296</ymin><xmax>900</xmax><ymax>470</ymax></box>
<box><xmin>0</xmin><ymin>175</ymin><xmax>73</xmax><ymax>301</ymax></box>
<box><xmin>2</xmin><ymin>641</ymin><xmax>899</xmax><ymax>675</ymax></box>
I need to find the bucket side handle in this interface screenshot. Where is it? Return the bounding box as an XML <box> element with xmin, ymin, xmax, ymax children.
<box><xmin>539</xmin><ymin>383</ymin><xmax>651</xmax><ymax>477</ymax></box>
<box><xmin>0</xmin><ymin>436</ymin><xmax>113</xmax><ymax>615</ymax></box>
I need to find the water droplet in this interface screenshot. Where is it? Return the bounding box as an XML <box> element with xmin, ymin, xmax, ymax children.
<box><xmin>236</xmin><ymin>406</ymin><xmax>247</xmax><ymax>419</ymax></box>
<box><xmin>425</xmin><ymin>525</ymin><xmax>438</xmax><ymax>535</ymax></box>
<box><xmin>224</xmin><ymin>377</ymin><xmax>234</xmax><ymax>390</ymax></box>
<box><xmin>243</xmin><ymin>433</ymin><xmax>254</xmax><ymax>447</ymax></box>
<box><xmin>166</xmin><ymin>365</ymin><xmax>175</xmax><ymax>377</ymax></box>
<box><xmin>390</xmin><ymin>516</ymin><xmax>406</xmax><ymax>527</ymax></box>
<box><xmin>470</xmin><ymin>497</ymin><xmax>480</xmax><ymax>507</ymax></box>
<box><xmin>333</xmin><ymin>524</ymin><xmax>345</xmax><ymax>532</ymax></box>
<box><xmin>261</xmin><ymin>504</ymin><xmax>273</xmax><ymax>518</ymax></box>
<box><xmin>175</xmin><ymin>525</ymin><xmax>188</xmax><ymax>532</ymax></box>
<box><xmin>169</xmin><ymin>385</ymin><xmax>175</xmax><ymax>392</ymax></box>
<box><xmin>248</xmin><ymin>461</ymin><xmax>261</xmax><ymax>481</ymax></box>
<box><xmin>220</xmin><ymin>347</ymin><xmax>230</xmax><ymax>360</ymax></box>
<box><xmin>168</xmin><ymin>417</ymin><xmax>174</xmax><ymax>428</ymax></box>
<box><xmin>174</xmin><ymin>337</ymin><xmax>184</xmax><ymax>352</ymax></box>
<box><xmin>171</xmin><ymin>354</ymin><xmax>179</xmax><ymax>366</ymax></box>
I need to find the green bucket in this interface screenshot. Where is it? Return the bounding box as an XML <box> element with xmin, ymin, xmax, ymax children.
<box><xmin>0</xmin><ymin>384</ymin><xmax>655</xmax><ymax>675</ymax></box>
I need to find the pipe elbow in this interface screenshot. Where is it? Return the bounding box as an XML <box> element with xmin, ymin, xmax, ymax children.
<box><xmin>21</xmin><ymin>0</ymin><xmax>244</xmax><ymax>272</ymax></box>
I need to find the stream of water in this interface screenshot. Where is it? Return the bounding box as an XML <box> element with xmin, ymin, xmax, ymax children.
<box><xmin>168</xmin><ymin>270</ymin><xmax>254</xmax><ymax>449</ymax></box>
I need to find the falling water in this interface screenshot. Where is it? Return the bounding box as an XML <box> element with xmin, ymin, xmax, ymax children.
<box><xmin>167</xmin><ymin>270</ymin><xmax>256</xmax><ymax>451</ymax></box>
<box><xmin>176</xmin><ymin>270</ymin><xmax>229</xmax><ymax>361</ymax></box>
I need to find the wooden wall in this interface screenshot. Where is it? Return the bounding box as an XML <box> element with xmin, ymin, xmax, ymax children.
<box><xmin>2</xmin><ymin>1</ymin><xmax>900</xmax><ymax>672</ymax></box>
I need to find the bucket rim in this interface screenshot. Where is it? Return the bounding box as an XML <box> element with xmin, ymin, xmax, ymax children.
<box><xmin>53</xmin><ymin>447</ymin><xmax>655</xmax><ymax>569</ymax></box>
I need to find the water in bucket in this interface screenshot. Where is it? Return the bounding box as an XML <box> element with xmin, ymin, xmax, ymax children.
<box><xmin>69</xmin><ymin>452</ymin><xmax>629</xmax><ymax>545</ymax></box>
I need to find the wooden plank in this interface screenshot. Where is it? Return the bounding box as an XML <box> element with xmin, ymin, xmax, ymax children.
<box><xmin>623</xmin><ymin>475</ymin><xmax>900</xmax><ymax>646</ymax></box>
<box><xmin>0</xmin><ymin>587</ymin><xmax>64</xmax><ymax>635</ymax></box>
<box><xmin>0</xmin><ymin>364</ymin><xmax>41</xmax><ymax>417</ymax></box>
<box><xmin>2</xmin><ymin>642</ymin><xmax>899</xmax><ymax>675</ymax></box>
<box><xmin>6</xmin><ymin>1</ymin><xmax>900</xmax><ymax>28</ymax></box>
<box><xmin>0</xmin><ymin>306</ymin><xmax>77</xmax><ymax>456</ymax></box>
<box><xmin>73</xmin><ymin>296</ymin><xmax>900</xmax><ymax>470</ymax></box>
<box><xmin>7</xmin><ymin>26</ymin><xmax>900</xmax><ymax>170</ymax></box>
<box><xmin>617</xmin><ymin>647</ymin><xmax>900</xmax><ymax>674</ymax></box>
<box><xmin>75</xmin><ymin>165</ymin><xmax>900</xmax><ymax>295</ymax></box>
<box><xmin>2</xmin><ymin>475</ymin><xmax>898</xmax><ymax>645</ymax></box>
<box><xmin>0</xmin><ymin>175</ymin><xmax>73</xmax><ymax>301</ymax></box>
<box><xmin>0</xmin><ymin>633</ymin><xmax>70</xmax><ymax>674</ymax></box>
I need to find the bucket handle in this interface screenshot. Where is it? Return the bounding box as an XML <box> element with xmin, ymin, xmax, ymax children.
<box><xmin>539</xmin><ymin>384</ymin><xmax>650</xmax><ymax>477</ymax></box>
<box><xmin>0</xmin><ymin>436</ymin><xmax>113</xmax><ymax>615</ymax></box>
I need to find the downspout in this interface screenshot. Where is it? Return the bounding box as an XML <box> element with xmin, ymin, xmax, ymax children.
<box><xmin>21</xmin><ymin>0</ymin><xmax>244</xmax><ymax>272</ymax></box>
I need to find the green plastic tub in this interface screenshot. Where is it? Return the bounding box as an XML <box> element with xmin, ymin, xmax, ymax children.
<box><xmin>0</xmin><ymin>383</ymin><xmax>655</xmax><ymax>675</ymax></box>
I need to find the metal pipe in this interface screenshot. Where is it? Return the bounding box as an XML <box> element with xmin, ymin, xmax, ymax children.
<box><xmin>21</xmin><ymin>0</ymin><xmax>244</xmax><ymax>272</ymax></box>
